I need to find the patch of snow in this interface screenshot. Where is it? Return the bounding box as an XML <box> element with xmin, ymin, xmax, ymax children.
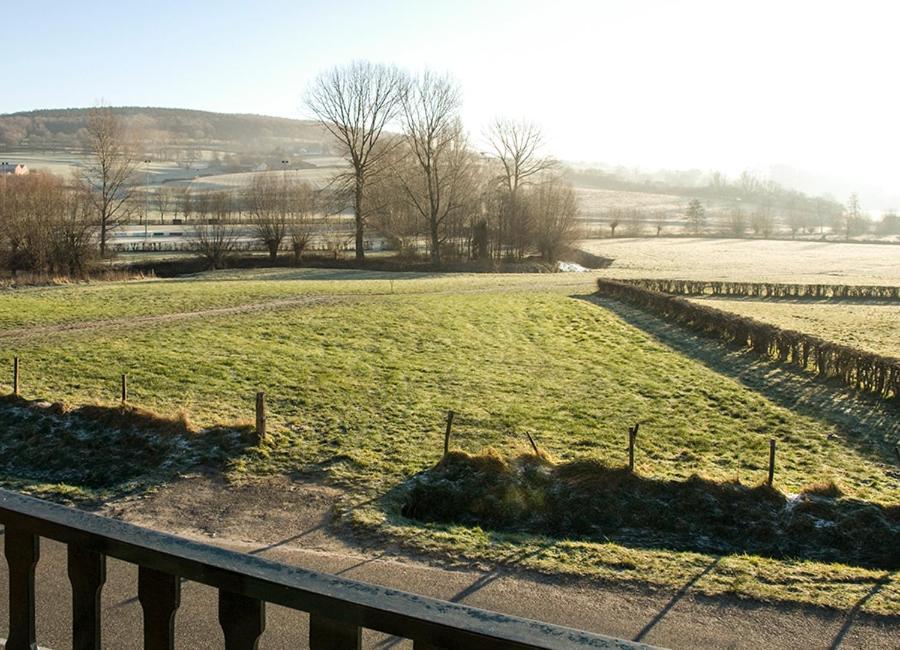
<box><xmin>556</xmin><ymin>261</ymin><xmax>589</xmax><ymax>273</ymax></box>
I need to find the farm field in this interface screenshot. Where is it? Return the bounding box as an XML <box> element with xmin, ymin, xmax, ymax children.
<box><xmin>0</xmin><ymin>268</ymin><xmax>897</xmax><ymax>614</ymax></box>
<box><xmin>689</xmin><ymin>297</ymin><xmax>900</xmax><ymax>358</ymax></box>
<box><xmin>582</xmin><ymin>237</ymin><xmax>900</xmax><ymax>284</ymax></box>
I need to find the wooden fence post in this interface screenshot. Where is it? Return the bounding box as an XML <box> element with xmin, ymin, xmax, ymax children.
<box><xmin>768</xmin><ymin>439</ymin><xmax>776</xmax><ymax>487</ymax></box>
<box><xmin>13</xmin><ymin>356</ymin><xmax>19</xmax><ymax>396</ymax></box>
<box><xmin>121</xmin><ymin>374</ymin><xmax>128</xmax><ymax>404</ymax></box>
<box><xmin>255</xmin><ymin>392</ymin><xmax>266</xmax><ymax>444</ymax></box>
<box><xmin>628</xmin><ymin>423</ymin><xmax>640</xmax><ymax>472</ymax></box>
<box><xmin>443</xmin><ymin>411</ymin><xmax>454</xmax><ymax>457</ymax></box>
<box><xmin>525</xmin><ymin>431</ymin><xmax>540</xmax><ymax>456</ymax></box>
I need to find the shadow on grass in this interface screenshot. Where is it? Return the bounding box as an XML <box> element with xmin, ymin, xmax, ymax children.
<box><xmin>398</xmin><ymin>451</ymin><xmax>899</xmax><ymax>570</ymax></box>
<box><xmin>579</xmin><ymin>296</ymin><xmax>899</xmax><ymax>469</ymax></box>
<box><xmin>0</xmin><ymin>394</ymin><xmax>257</xmax><ymax>503</ymax></box>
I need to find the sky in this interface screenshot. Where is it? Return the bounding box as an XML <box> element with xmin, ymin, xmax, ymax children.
<box><xmin>3</xmin><ymin>0</ymin><xmax>899</xmax><ymax>200</ymax></box>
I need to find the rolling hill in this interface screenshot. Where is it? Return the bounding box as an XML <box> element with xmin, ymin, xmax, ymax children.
<box><xmin>0</xmin><ymin>107</ymin><xmax>337</xmax><ymax>158</ymax></box>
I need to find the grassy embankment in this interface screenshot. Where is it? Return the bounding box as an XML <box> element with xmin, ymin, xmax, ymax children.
<box><xmin>0</xmin><ymin>268</ymin><xmax>896</xmax><ymax>614</ymax></box>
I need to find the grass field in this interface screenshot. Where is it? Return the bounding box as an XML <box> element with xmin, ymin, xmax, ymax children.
<box><xmin>583</xmin><ymin>237</ymin><xmax>900</xmax><ymax>284</ymax></box>
<box><xmin>688</xmin><ymin>297</ymin><xmax>900</xmax><ymax>358</ymax></box>
<box><xmin>0</xmin><ymin>268</ymin><xmax>897</xmax><ymax>614</ymax></box>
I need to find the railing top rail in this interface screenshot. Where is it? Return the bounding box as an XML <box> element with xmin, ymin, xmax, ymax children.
<box><xmin>0</xmin><ymin>488</ymin><xmax>655</xmax><ymax>649</ymax></box>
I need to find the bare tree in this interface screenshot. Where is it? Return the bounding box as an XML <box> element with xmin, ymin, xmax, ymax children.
<box><xmin>285</xmin><ymin>180</ymin><xmax>317</xmax><ymax>262</ymax></box>
<box><xmin>686</xmin><ymin>199</ymin><xmax>706</xmax><ymax>235</ymax></box>
<box><xmin>190</xmin><ymin>191</ymin><xmax>238</xmax><ymax>268</ymax></box>
<box><xmin>751</xmin><ymin>207</ymin><xmax>775</xmax><ymax>238</ymax></box>
<box><xmin>487</xmin><ymin>118</ymin><xmax>556</xmax><ymax>195</ymax></box>
<box><xmin>152</xmin><ymin>186</ymin><xmax>173</xmax><ymax>224</ymax></box>
<box><xmin>530</xmin><ymin>175</ymin><xmax>580</xmax><ymax>261</ymax></box>
<box><xmin>607</xmin><ymin>210</ymin><xmax>621</xmax><ymax>238</ymax></box>
<box><xmin>487</xmin><ymin>118</ymin><xmax>555</xmax><ymax>258</ymax></box>
<box><xmin>305</xmin><ymin>61</ymin><xmax>408</xmax><ymax>260</ymax></box>
<box><xmin>54</xmin><ymin>178</ymin><xmax>98</xmax><ymax>275</ymax></box>
<box><xmin>82</xmin><ymin>107</ymin><xmax>139</xmax><ymax>257</ymax></box>
<box><xmin>368</xmin><ymin>151</ymin><xmax>423</xmax><ymax>257</ymax></box>
<box><xmin>654</xmin><ymin>211</ymin><xmax>667</xmax><ymax>236</ymax></box>
<box><xmin>399</xmin><ymin>72</ymin><xmax>474</xmax><ymax>264</ymax></box>
<box><xmin>623</xmin><ymin>208</ymin><xmax>643</xmax><ymax>237</ymax></box>
<box><xmin>246</xmin><ymin>173</ymin><xmax>288</xmax><ymax>258</ymax></box>
<box><xmin>727</xmin><ymin>207</ymin><xmax>747</xmax><ymax>237</ymax></box>
<box><xmin>0</xmin><ymin>171</ymin><xmax>97</xmax><ymax>275</ymax></box>
<box><xmin>838</xmin><ymin>193</ymin><xmax>870</xmax><ymax>240</ymax></box>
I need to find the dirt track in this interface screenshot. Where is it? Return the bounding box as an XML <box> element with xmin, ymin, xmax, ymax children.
<box><xmin>0</xmin><ymin>276</ymin><xmax>597</xmax><ymax>342</ymax></box>
<box><xmin>0</xmin><ymin>294</ymin><xmax>357</xmax><ymax>342</ymax></box>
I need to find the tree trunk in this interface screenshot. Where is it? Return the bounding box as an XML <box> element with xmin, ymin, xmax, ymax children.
<box><xmin>99</xmin><ymin>219</ymin><xmax>108</xmax><ymax>258</ymax></box>
<box><xmin>430</xmin><ymin>220</ymin><xmax>441</xmax><ymax>265</ymax></box>
<box><xmin>354</xmin><ymin>175</ymin><xmax>365</xmax><ymax>261</ymax></box>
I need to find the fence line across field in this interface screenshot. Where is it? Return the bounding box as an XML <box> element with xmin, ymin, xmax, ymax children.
<box><xmin>4</xmin><ymin>357</ymin><xmax>784</xmax><ymax>487</ymax></box>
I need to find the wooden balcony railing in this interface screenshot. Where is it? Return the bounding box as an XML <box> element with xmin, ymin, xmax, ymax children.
<box><xmin>0</xmin><ymin>488</ymin><xmax>655</xmax><ymax>649</ymax></box>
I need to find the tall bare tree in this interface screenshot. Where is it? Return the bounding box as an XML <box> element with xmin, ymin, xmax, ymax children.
<box><xmin>487</xmin><ymin>118</ymin><xmax>556</xmax><ymax>195</ymax></box>
<box><xmin>399</xmin><ymin>72</ymin><xmax>474</xmax><ymax>264</ymax></box>
<box><xmin>487</xmin><ymin>118</ymin><xmax>555</xmax><ymax>258</ymax></box>
<box><xmin>305</xmin><ymin>61</ymin><xmax>407</xmax><ymax>259</ymax></box>
<box><xmin>82</xmin><ymin>107</ymin><xmax>139</xmax><ymax>257</ymax></box>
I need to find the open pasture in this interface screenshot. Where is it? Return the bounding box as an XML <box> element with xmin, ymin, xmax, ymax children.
<box><xmin>582</xmin><ymin>237</ymin><xmax>900</xmax><ymax>284</ymax></box>
<box><xmin>187</xmin><ymin>165</ymin><xmax>342</xmax><ymax>191</ymax></box>
<box><xmin>0</xmin><ymin>268</ymin><xmax>897</xmax><ymax>612</ymax></box>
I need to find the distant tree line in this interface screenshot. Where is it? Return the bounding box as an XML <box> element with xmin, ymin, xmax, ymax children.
<box><xmin>598</xmin><ymin>192</ymin><xmax>897</xmax><ymax>240</ymax></box>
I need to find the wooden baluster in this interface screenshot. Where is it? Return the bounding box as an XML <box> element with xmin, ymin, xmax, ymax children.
<box><xmin>218</xmin><ymin>589</ymin><xmax>265</xmax><ymax>650</ymax></box>
<box><xmin>138</xmin><ymin>566</ymin><xmax>181</xmax><ymax>650</ymax></box>
<box><xmin>309</xmin><ymin>614</ymin><xmax>361</xmax><ymax>649</ymax></box>
<box><xmin>68</xmin><ymin>544</ymin><xmax>106</xmax><ymax>650</ymax></box>
<box><xmin>4</xmin><ymin>526</ymin><xmax>40</xmax><ymax>650</ymax></box>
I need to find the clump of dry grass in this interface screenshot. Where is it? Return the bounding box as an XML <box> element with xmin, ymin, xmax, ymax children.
<box><xmin>801</xmin><ymin>480</ymin><xmax>844</xmax><ymax>498</ymax></box>
<box><xmin>0</xmin><ymin>395</ymin><xmax>254</xmax><ymax>494</ymax></box>
<box><xmin>0</xmin><ymin>268</ymin><xmax>153</xmax><ymax>290</ymax></box>
<box><xmin>401</xmin><ymin>450</ymin><xmax>898</xmax><ymax>569</ymax></box>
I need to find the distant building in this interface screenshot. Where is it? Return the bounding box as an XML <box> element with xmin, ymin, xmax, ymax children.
<box><xmin>0</xmin><ymin>163</ymin><xmax>29</xmax><ymax>176</ymax></box>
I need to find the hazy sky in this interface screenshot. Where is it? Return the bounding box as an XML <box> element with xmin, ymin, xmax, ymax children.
<box><xmin>3</xmin><ymin>0</ymin><xmax>898</xmax><ymax>195</ymax></box>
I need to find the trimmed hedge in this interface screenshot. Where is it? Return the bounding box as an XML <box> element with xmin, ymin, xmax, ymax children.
<box><xmin>597</xmin><ymin>279</ymin><xmax>899</xmax><ymax>401</ymax></box>
<box><xmin>609</xmin><ymin>279</ymin><xmax>900</xmax><ymax>300</ymax></box>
